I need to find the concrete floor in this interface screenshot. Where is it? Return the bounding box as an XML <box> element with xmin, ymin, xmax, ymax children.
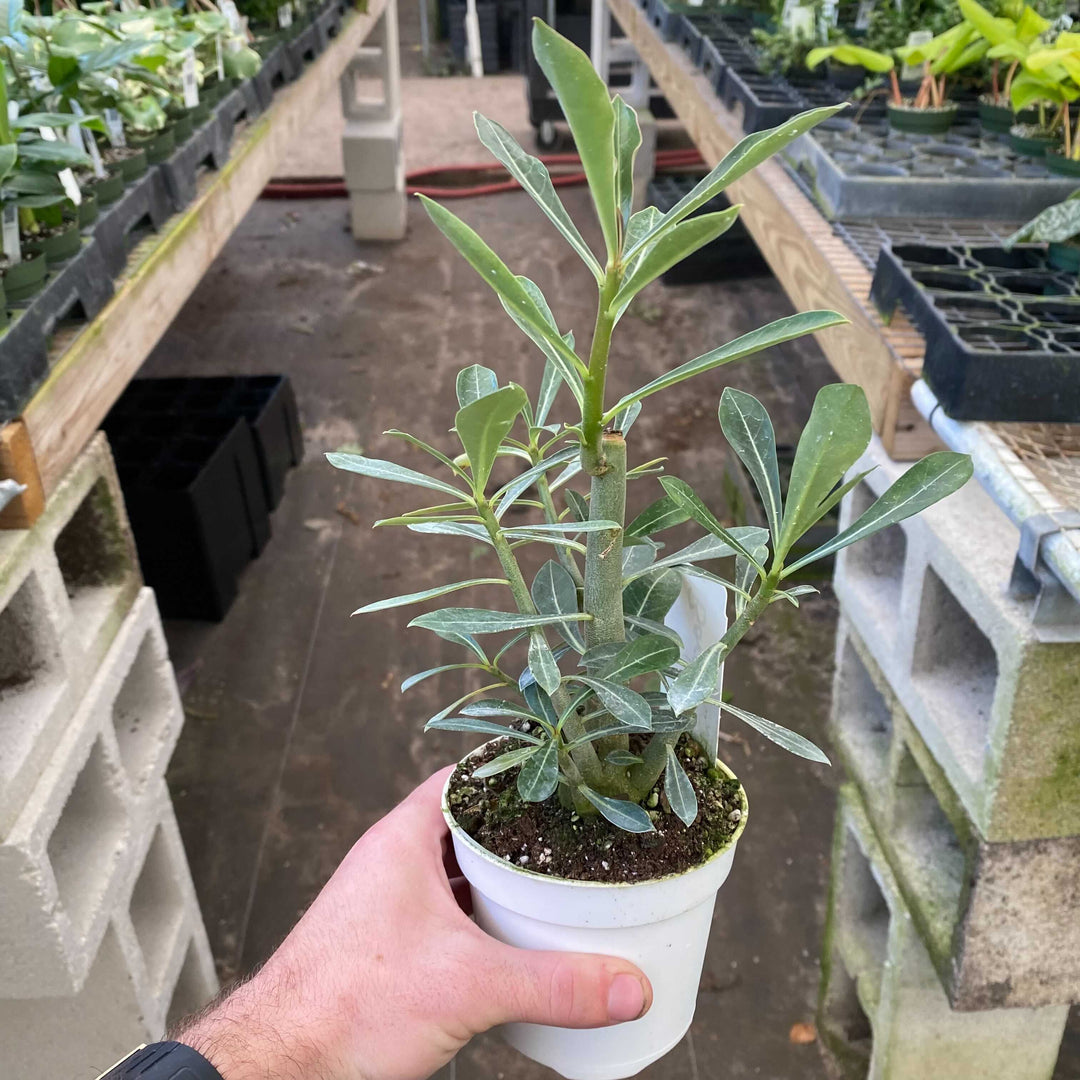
<box><xmin>140</xmin><ymin>34</ymin><xmax>1074</xmax><ymax>1080</ymax></box>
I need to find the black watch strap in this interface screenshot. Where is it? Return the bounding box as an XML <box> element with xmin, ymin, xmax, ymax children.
<box><xmin>97</xmin><ymin>1041</ymin><xmax>225</xmax><ymax>1080</ymax></box>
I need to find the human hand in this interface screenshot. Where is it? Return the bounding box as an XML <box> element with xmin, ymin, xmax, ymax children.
<box><xmin>177</xmin><ymin>765</ymin><xmax>652</xmax><ymax>1080</ymax></box>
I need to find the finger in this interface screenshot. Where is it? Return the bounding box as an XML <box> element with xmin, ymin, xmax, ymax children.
<box><xmin>395</xmin><ymin>765</ymin><xmax>455</xmax><ymax>857</ymax></box>
<box><xmin>471</xmin><ymin>940</ymin><xmax>652</xmax><ymax>1030</ymax></box>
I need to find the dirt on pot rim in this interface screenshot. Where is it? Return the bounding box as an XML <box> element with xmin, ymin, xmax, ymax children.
<box><xmin>446</xmin><ymin>733</ymin><xmax>748</xmax><ymax>885</ymax></box>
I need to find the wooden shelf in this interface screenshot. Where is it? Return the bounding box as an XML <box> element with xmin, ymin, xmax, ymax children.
<box><xmin>609</xmin><ymin>0</ymin><xmax>937</xmax><ymax>460</ymax></box>
<box><xmin>12</xmin><ymin>0</ymin><xmax>386</xmax><ymax>504</ymax></box>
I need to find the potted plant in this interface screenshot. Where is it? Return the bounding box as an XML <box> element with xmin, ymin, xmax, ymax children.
<box><xmin>1020</xmin><ymin>32</ymin><xmax>1080</xmax><ymax>172</ymax></box>
<box><xmin>1004</xmin><ymin>186</ymin><xmax>1080</xmax><ymax>271</ymax></box>
<box><xmin>329</xmin><ymin>21</ymin><xmax>973</xmax><ymax>1080</ymax></box>
<box><xmin>806</xmin><ymin>41</ymin><xmax>896</xmax><ymax>92</ymax></box>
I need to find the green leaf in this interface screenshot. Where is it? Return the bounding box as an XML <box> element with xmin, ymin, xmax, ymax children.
<box><xmin>626</xmin><ymin>495</ymin><xmax>690</xmax><ymax>537</ymax></box>
<box><xmin>326</xmin><ymin>451</ymin><xmax>467</xmax><ymax>500</ymax></box>
<box><xmin>776</xmin><ymin>385</ymin><xmax>872</xmax><ymax>560</ymax></box>
<box><xmin>784</xmin><ymin>452</ymin><xmax>972</xmax><ymax>575</ymax></box>
<box><xmin>419</xmin><ymin>195</ymin><xmax>587</xmax><ymax>384</ymax></box>
<box><xmin>432</xmin><ymin>631</ymin><xmax>488</xmax><ymax>663</ymax></box>
<box><xmin>535</xmin><ymin>358</ymin><xmax>563</xmax><ymax>427</ymax></box>
<box><xmin>426</xmin><ymin>716</ymin><xmax>544</xmax><ymax>743</ymax></box>
<box><xmin>456</xmin><ymin>364</ymin><xmax>499</xmax><ymax>407</ymax></box>
<box><xmin>354</xmin><ymin>577</ymin><xmax>506</xmax><ymax>614</ymax></box>
<box><xmin>624</xmin><ymin>105</ymin><xmax>847</xmax><ymax>259</ymax></box>
<box><xmin>644</xmin><ymin>530</ymin><xmax>769</xmax><ymax>576</ymax></box>
<box><xmin>720</xmin><ymin>701</ymin><xmax>830</xmax><ymax>764</ymax></box>
<box><xmin>597</xmin><ymin>634</ymin><xmax>679</xmax><ymax>682</ymax></box>
<box><xmin>518</xmin><ymin>737</ymin><xmax>559</xmax><ymax>801</ymax></box>
<box><xmin>565</xmin><ymin>490</ymin><xmax>590</xmax><ymax>522</ymax></box>
<box><xmin>667</xmin><ymin>641</ymin><xmax>724</xmax><ymax>717</ymax></box>
<box><xmin>579</xmin><ymin>786</ymin><xmax>655</xmax><ymax>833</ymax></box>
<box><xmin>606</xmin><ymin>749</ymin><xmax>644</xmax><ymax>766</ymax></box>
<box><xmin>494</xmin><ymin>446</ymin><xmax>579</xmax><ymax>516</ymax></box>
<box><xmin>410</xmin><ymin>608</ymin><xmax>590</xmax><ymax>635</ymax></box>
<box><xmin>1006</xmin><ymin>190</ymin><xmax>1080</xmax><ymax>246</ymax></box>
<box><xmin>572</xmin><ymin>676</ymin><xmax>652</xmax><ymax>728</ymax></box>
<box><xmin>531</xmin><ymin>559</ymin><xmax>585</xmax><ymax>652</ymax></box>
<box><xmin>664</xmin><ymin>744</ymin><xmax>698</xmax><ymax>827</ymax></box>
<box><xmin>622</xmin><ymin>541</ymin><xmax>658</xmax><ymax>578</ymax></box>
<box><xmin>806</xmin><ymin>44</ymin><xmax>894</xmax><ymax>71</ymax></box>
<box><xmin>605</xmin><ymin>311</ymin><xmax>848</xmax><ymax>419</ymax></box>
<box><xmin>507</xmin><ymin>519</ymin><xmax>621</xmax><ymax>534</ymax></box>
<box><xmin>531</xmin><ymin>20</ymin><xmax>618</xmax><ymax>258</ymax></box>
<box><xmin>455</xmin><ymin>384</ymin><xmax>529</xmax><ymax>493</ymax></box>
<box><xmin>580</xmin><ymin>642</ymin><xmax>622</xmax><ymax>672</ymax></box>
<box><xmin>472</xmin><ymin>744</ymin><xmax>540</xmax><ymax>779</ymax></box>
<box><xmin>623</xmin><ymin>615</ymin><xmax>683</xmax><ymax>649</ymax></box>
<box><xmin>613</xmin><ymin>94</ymin><xmax>641</xmax><ymax>227</ymax></box>
<box><xmin>660</xmin><ymin>477</ymin><xmax>766</xmax><ymax>571</ymax></box>
<box><xmin>611</xmin><ymin>399</ymin><xmax>642</xmax><ymax>435</ymax></box>
<box><xmin>401</xmin><ymin>663</ymin><xmax>486</xmax><ymax>692</ymax></box>
<box><xmin>613</xmin><ymin>209</ymin><xmax>741</xmax><ymax>318</ymax></box>
<box><xmin>528</xmin><ymin>629</ymin><xmax>562</xmax><ymax>695</ymax></box>
<box><xmin>461</xmin><ymin>699</ymin><xmax>541</xmax><ymax>721</ymax></box>
<box><xmin>474</xmin><ymin>111</ymin><xmax>602</xmax><ymax>280</ymax></box>
<box><xmin>0</xmin><ymin>144</ymin><xmax>15</xmax><ymax>183</ymax></box>
<box><xmin>622</xmin><ymin>566</ymin><xmax>683</xmax><ymax>622</ymax></box>
<box><xmin>17</xmin><ymin>139</ymin><xmax>91</xmax><ymax>167</ymax></box>
<box><xmin>407</xmin><ymin>521</ymin><xmax>492</xmax><ymax>543</ymax></box>
<box><xmin>719</xmin><ymin>388</ymin><xmax>782</xmax><ymax>545</ymax></box>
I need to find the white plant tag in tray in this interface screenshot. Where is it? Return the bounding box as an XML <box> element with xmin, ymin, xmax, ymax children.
<box><xmin>182</xmin><ymin>49</ymin><xmax>199</xmax><ymax>108</ymax></box>
<box><xmin>2</xmin><ymin>205</ymin><xmax>21</xmax><ymax>264</ymax></box>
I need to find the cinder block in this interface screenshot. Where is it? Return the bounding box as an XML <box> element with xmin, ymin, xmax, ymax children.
<box><xmin>342</xmin><ymin>112</ymin><xmax>403</xmax><ymax>192</ymax></box>
<box><xmin>831</xmin><ymin>621</ymin><xmax>1080</xmax><ymax>1009</ymax></box>
<box><xmin>833</xmin><ymin>433</ymin><xmax>1080</xmax><ymax>843</ymax></box>
<box><xmin>348</xmin><ymin>186</ymin><xmax>407</xmax><ymax>241</ymax></box>
<box><xmin>0</xmin><ymin>588</ymin><xmax>184</xmax><ymax>998</ymax></box>
<box><xmin>818</xmin><ymin>785</ymin><xmax>1068</xmax><ymax>1080</ymax></box>
<box><xmin>0</xmin><ymin>432</ymin><xmax>141</xmax><ymax>835</ymax></box>
<box><xmin>0</xmin><ymin>797</ymin><xmax>217</xmax><ymax>1075</ymax></box>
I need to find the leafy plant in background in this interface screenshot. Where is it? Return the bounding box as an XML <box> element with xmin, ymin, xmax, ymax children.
<box><xmin>1005</xmin><ymin>187</ymin><xmax>1080</xmax><ymax>243</ymax></box>
<box><xmin>329</xmin><ymin>21</ymin><xmax>972</xmax><ymax>834</ymax></box>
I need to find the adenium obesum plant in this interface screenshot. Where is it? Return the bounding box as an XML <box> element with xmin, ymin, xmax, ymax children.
<box><xmin>329</xmin><ymin>22</ymin><xmax>972</xmax><ymax>836</ymax></box>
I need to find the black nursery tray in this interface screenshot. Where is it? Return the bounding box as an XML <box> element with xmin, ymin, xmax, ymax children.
<box><xmin>785</xmin><ymin>116</ymin><xmax>1079</xmax><ymax>221</ymax></box>
<box><xmin>871</xmin><ymin>242</ymin><xmax>1080</xmax><ymax>422</ymax></box>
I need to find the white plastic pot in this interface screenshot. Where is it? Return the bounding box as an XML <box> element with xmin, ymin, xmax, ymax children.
<box><xmin>443</xmin><ymin>757</ymin><xmax>748</xmax><ymax>1080</ymax></box>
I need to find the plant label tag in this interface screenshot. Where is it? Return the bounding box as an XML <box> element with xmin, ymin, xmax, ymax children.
<box><xmin>182</xmin><ymin>49</ymin><xmax>199</xmax><ymax>108</ymax></box>
<box><xmin>221</xmin><ymin>0</ymin><xmax>242</xmax><ymax>32</ymax></box>
<box><xmin>664</xmin><ymin>576</ymin><xmax>727</xmax><ymax>764</ymax></box>
<box><xmin>6</xmin><ymin>101</ymin><xmax>17</xmax><ymax>122</ymax></box>
<box><xmin>72</xmin><ymin>101</ymin><xmax>106</xmax><ymax>178</ymax></box>
<box><xmin>901</xmin><ymin>28</ymin><xmax>932</xmax><ymax>81</ymax></box>
<box><xmin>780</xmin><ymin>0</ymin><xmax>797</xmax><ymax>30</ymax></box>
<box><xmin>278</xmin><ymin>2</ymin><xmax>293</xmax><ymax>28</ymax></box>
<box><xmin>2</xmin><ymin>205</ymin><xmax>20</xmax><ymax>264</ymax></box>
<box><xmin>103</xmin><ymin>108</ymin><xmax>126</xmax><ymax>148</ymax></box>
<box><xmin>789</xmin><ymin>6</ymin><xmax>816</xmax><ymax>42</ymax></box>
<box><xmin>855</xmin><ymin>0</ymin><xmax>874</xmax><ymax>29</ymax></box>
<box><xmin>59</xmin><ymin>168</ymin><xmax>82</xmax><ymax>206</ymax></box>
<box><xmin>820</xmin><ymin>0</ymin><xmax>838</xmax><ymax>26</ymax></box>
<box><xmin>66</xmin><ymin>122</ymin><xmax>83</xmax><ymax>150</ymax></box>
<box><xmin>216</xmin><ymin>34</ymin><xmax>225</xmax><ymax>80</ymax></box>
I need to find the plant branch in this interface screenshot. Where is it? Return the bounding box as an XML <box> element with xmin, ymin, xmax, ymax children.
<box><xmin>580</xmin><ymin>266</ymin><xmax>621</xmax><ymax>473</ymax></box>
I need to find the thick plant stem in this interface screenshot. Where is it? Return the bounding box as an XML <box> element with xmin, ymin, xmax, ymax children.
<box><xmin>581</xmin><ymin>267</ymin><xmax>620</xmax><ymax>473</ymax></box>
<box><xmin>584</xmin><ymin>434</ymin><xmax>626</xmax><ymax>651</ymax></box>
<box><xmin>626</xmin><ymin>571</ymin><xmax>781</xmax><ymax>801</ymax></box>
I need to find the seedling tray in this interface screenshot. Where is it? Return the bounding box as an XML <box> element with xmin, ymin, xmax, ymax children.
<box><xmin>871</xmin><ymin>242</ymin><xmax>1080</xmax><ymax>422</ymax></box>
<box><xmin>785</xmin><ymin>116</ymin><xmax>1079</xmax><ymax>221</ymax></box>
<box><xmin>158</xmin><ymin>112</ymin><xmax>232</xmax><ymax>211</ymax></box>
<box><xmin>91</xmin><ymin>167</ymin><xmax>173</xmax><ymax>276</ymax></box>
<box><xmin>646</xmin><ymin>0</ymin><xmax>683</xmax><ymax>41</ymax></box>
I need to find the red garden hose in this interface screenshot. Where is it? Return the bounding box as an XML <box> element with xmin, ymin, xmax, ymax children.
<box><xmin>260</xmin><ymin>147</ymin><xmax>705</xmax><ymax>200</ymax></box>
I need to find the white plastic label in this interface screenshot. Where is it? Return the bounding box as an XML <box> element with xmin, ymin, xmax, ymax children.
<box><xmin>215</xmin><ymin>34</ymin><xmax>225</xmax><ymax>80</ymax></box>
<box><xmin>41</xmin><ymin>126</ymin><xmax>82</xmax><ymax>205</ymax></box>
<box><xmin>900</xmin><ymin>28</ymin><xmax>932</xmax><ymax>81</ymax></box>
<box><xmin>6</xmin><ymin>101</ymin><xmax>17</xmax><ymax>123</ymax></box>
<box><xmin>278</xmin><ymin>2</ymin><xmax>293</xmax><ymax>28</ymax></box>
<box><xmin>103</xmin><ymin>108</ymin><xmax>126</xmax><ymax>148</ymax></box>
<box><xmin>220</xmin><ymin>0</ymin><xmax>242</xmax><ymax>32</ymax></box>
<box><xmin>821</xmin><ymin>0</ymin><xmax>838</xmax><ymax>26</ymax></box>
<box><xmin>855</xmin><ymin>0</ymin><xmax>874</xmax><ymax>28</ymax></box>
<box><xmin>788</xmin><ymin>5</ymin><xmax>816</xmax><ymax>41</ymax></box>
<box><xmin>2</xmin><ymin>205</ymin><xmax>20</xmax><ymax>264</ymax></box>
<box><xmin>72</xmin><ymin>101</ymin><xmax>106</xmax><ymax>179</ymax></box>
<box><xmin>181</xmin><ymin>49</ymin><xmax>199</xmax><ymax>108</ymax></box>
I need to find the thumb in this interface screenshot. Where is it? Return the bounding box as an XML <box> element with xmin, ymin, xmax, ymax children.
<box><xmin>474</xmin><ymin>939</ymin><xmax>653</xmax><ymax>1030</ymax></box>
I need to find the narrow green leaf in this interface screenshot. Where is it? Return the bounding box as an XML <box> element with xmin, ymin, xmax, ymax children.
<box><xmin>660</xmin><ymin>477</ymin><xmax>766</xmax><ymax>571</ymax></box>
<box><xmin>784</xmin><ymin>452</ymin><xmax>972</xmax><ymax>575</ymax></box>
<box><xmin>509</xmin><ymin>519</ymin><xmax>621</xmax><ymax>534</ymax></box>
<box><xmin>623</xmin><ymin>615</ymin><xmax>683</xmax><ymax>649</ymax></box>
<box><xmin>532</xmin><ymin>20</ymin><xmax>619</xmax><ymax>258</ymax></box>
<box><xmin>532</xmin><ymin>559</ymin><xmax>585</xmax><ymax>652</ymax></box>
<box><xmin>720</xmin><ymin>700</ymin><xmax>830</xmax><ymax>764</ymax></box>
<box><xmin>580</xmin><ymin>642</ymin><xmax>623</xmax><ymax>672</ymax></box>
<box><xmin>611</xmin><ymin>400</ymin><xmax>642</xmax><ymax>435</ymax></box>
<box><xmin>642</xmin><ymin>530</ymin><xmax>769</xmax><ymax>577</ymax></box>
<box><xmin>426</xmin><ymin>716</ymin><xmax>544</xmax><ymax>743</ymax></box>
<box><xmin>472</xmin><ymin>744</ymin><xmax>540</xmax><ymax>778</ymax></box>
<box><xmin>668</xmin><ymin>641</ymin><xmax>724</xmax><ymax>717</ymax></box>
<box><xmin>461</xmin><ymin>699</ymin><xmax>541</xmax><ymax>720</ymax></box>
<box><xmin>598</xmin><ymin>634</ymin><xmax>680</xmax><ymax>683</ymax></box>
<box><xmin>456</xmin><ymin>384</ymin><xmax>529</xmax><ymax>493</ymax></box>
<box><xmin>401</xmin><ymin>663</ymin><xmax>486</xmax><ymax>692</ymax></box>
<box><xmin>626</xmin><ymin>495</ymin><xmax>690</xmax><ymax>537</ymax></box>
<box><xmin>535</xmin><ymin>358</ymin><xmax>563</xmax><ymax>427</ymax></box>
<box><xmin>572</xmin><ymin>676</ymin><xmax>652</xmax><ymax>728</ymax></box>
<box><xmin>622</xmin><ymin>541</ymin><xmax>658</xmax><ymax>578</ymax></box>
<box><xmin>777</xmin><ymin>385</ymin><xmax>871</xmax><ymax>560</ymax></box>
<box><xmin>606</xmin><ymin>749</ymin><xmax>644</xmax><ymax>766</ymax></box>
<box><xmin>719</xmin><ymin>388</ymin><xmax>782</xmax><ymax>545</ymax></box>
<box><xmin>522</xmin><ymin>682</ymin><xmax>561</xmax><ymax>729</ymax></box>
<box><xmin>800</xmin><ymin>469</ymin><xmax>876</xmax><ymax>535</ymax></box>
<box><xmin>409</xmin><ymin>608</ymin><xmax>590</xmax><ymax>635</ymax></box>
<box><xmin>384</xmin><ymin>429</ymin><xmax>467</xmax><ymax>477</ymax></box>
<box><xmin>474</xmin><ymin>111</ymin><xmax>603</xmax><ymax>280</ymax></box>
<box><xmin>494</xmin><ymin>446</ymin><xmax>581</xmax><ymax>516</ymax></box>
<box><xmin>503</xmin><ymin>276</ymin><xmax>587</xmax><ymax>399</ymax></box>
<box><xmin>408</xmin><ymin>521</ymin><xmax>493</xmax><ymax>544</ymax></box>
<box><xmin>528</xmin><ymin>630</ymin><xmax>562</xmax><ymax>695</ymax></box>
<box><xmin>664</xmin><ymin>744</ymin><xmax>698</xmax><ymax>827</ymax></box>
<box><xmin>623</xmin><ymin>566</ymin><xmax>683</xmax><ymax>621</ymax></box>
<box><xmin>647</xmin><ymin>691</ymin><xmax>692</xmax><ymax>733</ymax></box>
<box><xmin>624</xmin><ymin>104</ymin><xmax>847</xmax><ymax>259</ymax></box>
<box><xmin>624</xmin><ymin>205</ymin><xmax>662</xmax><ymax>253</ymax></box>
<box><xmin>605</xmin><ymin>311</ymin><xmax>848</xmax><ymax>419</ymax></box>
<box><xmin>579</xmin><ymin>786</ymin><xmax>655</xmax><ymax>832</ymax></box>
<box><xmin>354</xmin><ymin>577</ymin><xmax>506</xmax><ymax>614</ymax></box>
<box><xmin>518</xmin><ymin>737</ymin><xmax>559</xmax><ymax>801</ymax></box>
<box><xmin>326</xmin><ymin>451</ymin><xmax>467</xmax><ymax>500</ymax></box>
<box><xmin>433</xmin><ymin>630</ymin><xmax>489</xmax><ymax>663</ymax></box>
<box><xmin>565</xmin><ymin>490</ymin><xmax>590</xmax><ymax>522</ymax></box>
<box><xmin>456</xmin><ymin>364</ymin><xmax>499</xmax><ymax>407</ymax></box>
<box><xmin>613</xmin><ymin>94</ymin><xmax>641</xmax><ymax>226</ymax></box>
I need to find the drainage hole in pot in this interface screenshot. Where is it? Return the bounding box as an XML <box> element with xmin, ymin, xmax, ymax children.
<box><xmin>956</xmin><ymin>324</ymin><xmax>1042</xmax><ymax>351</ymax></box>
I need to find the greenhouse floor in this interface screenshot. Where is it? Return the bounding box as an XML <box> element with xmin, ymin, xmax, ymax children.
<box><xmin>145</xmin><ymin>46</ymin><xmax>846</xmax><ymax>1080</ymax></box>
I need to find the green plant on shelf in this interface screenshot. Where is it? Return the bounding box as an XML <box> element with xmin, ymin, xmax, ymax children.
<box><xmin>329</xmin><ymin>21</ymin><xmax>973</xmax><ymax>834</ymax></box>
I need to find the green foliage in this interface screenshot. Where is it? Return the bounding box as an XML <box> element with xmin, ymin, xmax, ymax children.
<box><xmin>329</xmin><ymin>21</ymin><xmax>972</xmax><ymax>836</ymax></box>
<box><xmin>1005</xmin><ymin>188</ymin><xmax>1080</xmax><ymax>244</ymax></box>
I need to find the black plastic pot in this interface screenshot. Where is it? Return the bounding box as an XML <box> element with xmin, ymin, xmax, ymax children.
<box><xmin>1044</xmin><ymin>150</ymin><xmax>1080</xmax><ymax>177</ymax></box>
<box><xmin>131</xmin><ymin>128</ymin><xmax>176</xmax><ymax>165</ymax></box>
<box><xmin>167</xmin><ymin>109</ymin><xmax>195</xmax><ymax>143</ymax></box>
<box><xmin>77</xmin><ymin>191</ymin><xmax>99</xmax><ymax>229</ymax></box>
<box><xmin>192</xmin><ymin>99</ymin><xmax>212</xmax><ymax>125</ymax></box>
<box><xmin>91</xmin><ymin>169</ymin><xmax>126</xmax><ymax>206</ymax></box>
<box><xmin>977</xmin><ymin>97</ymin><xmax>1036</xmax><ymax>134</ymax></box>
<box><xmin>2</xmin><ymin>252</ymin><xmax>50</xmax><ymax>301</ymax></box>
<box><xmin>116</xmin><ymin>148</ymin><xmax>150</xmax><ymax>181</ymax></box>
<box><xmin>22</xmin><ymin>220</ymin><xmax>81</xmax><ymax>267</ymax></box>
<box><xmin>1009</xmin><ymin>124</ymin><xmax>1057</xmax><ymax>158</ymax></box>
<box><xmin>887</xmin><ymin>102</ymin><xmax>958</xmax><ymax>134</ymax></box>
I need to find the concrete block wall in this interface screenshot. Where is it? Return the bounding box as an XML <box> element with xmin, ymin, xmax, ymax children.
<box><xmin>0</xmin><ymin>795</ymin><xmax>218</xmax><ymax>1076</ymax></box>
<box><xmin>818</xmin><ymin>785</ymin><xmax>1068</xmax><ymax>1080</ymax></box>
<box><xmin>0</xmin><ymin>431</ymin><xmax>141</xmax><ymax>835</ymax></box>
<box><xmin>0</xmin><ymin>586</ymin><xmax>186</xmax><ymax>997</ymax></box>
<box><xmin>833</xmin><ymin>434</ymin><xmax>1080</xmax><ymax>843</ymax></box>
<box><xmin>830</xmin><ymin>620</ymin><xmax>1080</xmax><ymax>1010</ymax></box>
